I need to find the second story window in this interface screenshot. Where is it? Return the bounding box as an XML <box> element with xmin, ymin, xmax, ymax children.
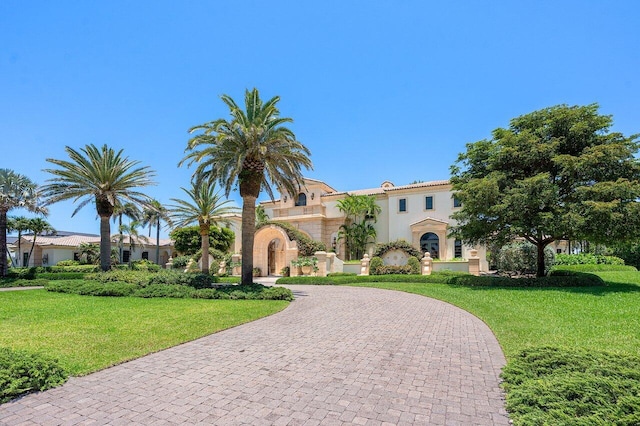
<box><xmin>399</xmin><ymin>198</ymin><xmax>407</xmax><ymax>212</ymax></box>
<box><xmin>295</xmin><ymin>193</ymin><xmax>307</xmax><ymax>207</ymax></box>
<box><xmin>453</xmin><ymin>197</ymin><xmax>462</xmax><ymax>208</ymax></box>
<box><xmin>425</xmin><ymin>196</ymin><xmax>434</xmax><ymax>210</ymax></box>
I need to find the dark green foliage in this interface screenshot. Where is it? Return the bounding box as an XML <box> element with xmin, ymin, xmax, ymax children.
<box><xmin>612</xmin><ymin>241</ymin><xmax>640</xmax><ymax>270</ymax></box>
<box><xmin>375</xmin><ymin>264</ymin><xmax>413</xmax><ymax>275</ymax></box>
<box><xmin>496</xmin><ymin>242</ymin><xmax>555</xmax><ymax>275</ymax></box>
<box><xmin>148</xmin><ymin>271</ymin><xmax>219</xmax><ymax>289</ymax></box>
<box><xmin>35</xmin><ymin>272</ymin><xmax>88</xmax><ymax>280</ymax></box>
<box><xmin>276</xmin><ymin>271</ymin><xmax>605</xmax><ymax>287</ymax></box>
<box><xmin>373</xmin><ymin>240</ymin><xmax>422</xmax><ymax>258</ymax></box>
<box><xmin>170</xmin><ymin>225</ymin><xmax>234</xmax><ymax>255</ymax></box>
<box><xmin>46</xmin><ymin>280</ymin><xmax>138</xmax><ymax>296</ymax></box>
<box><xmin>0</xmin><ymin>347</ymin><xmax>68</xmax><ymax>403</ymax></box>
<box><xmin>369</xmin><ymin>256</ymin><xmax>383</xmax><ymax>275</ymax></box>
<box><xmin>502</xmin><ymin>347</ymin><xmax>640</xmax><ymax>425</ymax></box>
<box><xmin>6</xmin><ymin>268</ymin><xmax>37</xmax><ymax>279</ymax></box>
<box><xmin>407</xmin><ymin>256</ymin><xmax>421</xmax><ymax>274</ymax></box>
<box><xmin>0</xmin><ymin>278</ymin><xmax>48</xmax><ymax>288</ymax></box>
<box><xmin>130</xmin><ymin>259</ymin><xmax>162</xmax><ymax>272</ymax></box>
<box><xmin>326</xmin><ymin>272</ymin><xmax>357</xmax><ymax>277</ymax></box>
<box><xmin>133</xmin><ymin>284</ymin><xmax>195</xmax><ymax>298</ymax></box>
<box><xmin>551</xmin><ymin>264</ymin><xmax>636</xmax><ymax>273</ymax></box>
<box><xmin>86</xmin><ymin>270</ymin><xmax>152</xmax><ymax>286</ymax></box>
<box><xmin>267</xmin><ymin>221</ymin><xmax>326</xmax><ymax>256</ymax></box>
<box><xmin>554</xmin><ymin>253</ymin><xmax>625</xmax><ymax>266</ymax></box>
<box><xmin>170</xmin><ymin>255</ymin><xmax>191</xmax><ymax>269</ymax></box>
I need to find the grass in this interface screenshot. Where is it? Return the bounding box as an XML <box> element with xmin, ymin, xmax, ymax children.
<box><xmin>0</xmin><ymin>290</ymin><xmax>288</xmax><ymax>376</ymax></box>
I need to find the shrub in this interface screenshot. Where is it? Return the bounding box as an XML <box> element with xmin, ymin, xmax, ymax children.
<box><xmin>502</xmin><ymin>346</ymin><xmax>640</xmax><ymax>425</ymax></box>
<box><xmin>148</xmin><ymin>270</ymin><xmax>218</xmax><ymax>289</ymax></box>
<box><xmin>35</xmin><ymin>272</ymin><xmax>87</xmax><ymax>280</ymax></box>
<box><xmin>0</xmin><ymin>347</ymin><xmax>68</xmax><ymax>403</ymax></box>
<box><xmin>56</xmin><ymin>260</ymin><xmax>79</xmax><ymax>267</ymax></box>
<box><xmin>407</xmin><ymin>256</ymin><xmax>421</xmax><ymax>274</ymax></box>
<box><xmin>0</xmin><ymin>278</ymin><xmax>48</xmax><ymax>288</ymax></box>
<box><xmin>554</xmin><ymin>253</ymin><xmax>625</xmax><ymax>266</ymax></box>
<box><xmin>375</xmin><ymin>264</ymin><xmax>413</xmax><ymax>275</ymax></box>
<box><xmin>48</xmin><ymin>265</ymin><xmax>99</xmax><ymax>273</ymax></box>
<box><xmin>373</xmin><ymin>240</ymin><xmax>422</xmax><ymax>259</ymax></box>
<box><xmin>171</xmin><ymin>255</ymin><xmax>191</xmax><ymax>269</ymax></box>
<box><xmin>451</xmin><ymin>272</ymin><xmax>605</xmax><ymax>287</ymax></box>
<box><xmin>496</xmin><ymin>242</ymin><xmax>554</xmax><ymax>275</ymax></box>
<box><xmin>369</xmin><ymin>256</ymin><xmax>383</xmax><ymax>275</ymax></box>
<box><xmin>267</xmin><ymin>221</ymin><xmax>326</xmax><ymax>256</ymax></box>
<box><xmin>131</xmin><ymin>259</ymin><xmax>162</xmax><ymax>272</ymax></box>
<box><xmin>6</xmin><ymin>268</ymin><xmax>37</xmax><ymax>279</ymax></box>
<box><xmin>133</xmin><ymin>284</ymin><xmax>195</xmax><ymax>298</ymax></box>
<box><xmin>45</xmin><ymin>280</ymin><xmax>138</xmax><ymax>297</ymax></box>
<box><xmin>551</xmin><ymin>264</ymin><xmax>637</xmax><ymax>273</ymax></box>
<box><xmin>280</xmin><ymin>266</ymin><xmax>290</xmax><ymax>277</ymax></box>
<box><xmin>85</xmin><ymin>270</ymin><xmax>152</xmax><ymax>286</ymax></box>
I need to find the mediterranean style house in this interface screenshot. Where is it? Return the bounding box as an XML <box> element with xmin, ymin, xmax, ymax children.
<box><xmin>12</xmin><ymin>231</ymin><xmax>175</xmax><ymax>268</ymax></box>
<box><xmin>237</xmin><ymin>178</ymin><xmax>490</xmax><ymax>276</ymax></box>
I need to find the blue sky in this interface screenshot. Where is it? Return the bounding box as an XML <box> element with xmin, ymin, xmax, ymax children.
<box><xmin>2</xmin><ymin>1</ymin><xmax>639</xmax><ymax>238</ymax></box>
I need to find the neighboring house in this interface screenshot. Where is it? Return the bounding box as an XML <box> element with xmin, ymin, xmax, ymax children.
<box><xmin>248</xmin><ymin>178</ymin><xmax>490</xmax><ymax>276</ymax></box>
<box><xmin>14</xmin><ymin>231</ymin><xmax>176</xmax><ymax>267</ymax></box>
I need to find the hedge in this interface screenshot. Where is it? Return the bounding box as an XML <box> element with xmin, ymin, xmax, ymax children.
<box><xmin>0</xmin><ymin>347</ymin><xmax>68</xmax><ymax>403</ymax></box>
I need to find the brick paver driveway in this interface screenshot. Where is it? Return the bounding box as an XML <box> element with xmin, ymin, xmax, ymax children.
<box><xmin>0</xmin><ymin>285</ymin><xmax>509</xmax><ymax>425</ymax></box>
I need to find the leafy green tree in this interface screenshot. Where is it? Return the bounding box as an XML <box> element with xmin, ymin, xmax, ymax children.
<box><xmin>450</xmin><ymin>104</ymin><xmax>640</xmax><ymax>277</ymax></box>
<box><xmin>42</xmin><ymin>144</ymin><xmax>156</xmax><ymax>271</ymax></box>
<box><xmin>0</xmin><ymin>169</ymin><xmax>46</xmax><ymax>276</ymax></box>
<box><xmin>181</xmin><ymin>88</ymin><xmax>312</xmax><ymax>284</ymax></box>
<box><xmin>169</xmin><ymin>225</ymin><xmax>234</xmax><ymax>255</ymax></box>
<box><xmin>168</xmin><ymin>179</ymin><xmax>238</xmax><ymax>273</ymax></box>
<box><xmin>141</xmin><ymin>199</ymin><xmax>172</xmax><ymax>265</ymax></box>
<box><xmin>25</xmin><ymin>217</ymin><xmax>55</xmax><ymax>266</ymax></box>
<box><xmin>336</xmin><ymin>194</ymin><xmax>381</xmax><ymax>260</ymax></box>
<box><xmin>7</xmin><ymin>216</ymin><xmax>31</xmax><ymax>267</ymax></box>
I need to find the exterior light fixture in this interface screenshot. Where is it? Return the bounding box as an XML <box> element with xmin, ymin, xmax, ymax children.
<box><xmin>311</xmin><ymin>193</ymin><xmax>315</xmax><ymax>200</ymax></box>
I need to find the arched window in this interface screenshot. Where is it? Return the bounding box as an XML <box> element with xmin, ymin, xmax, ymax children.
<box><xmin>295</xmin><ymin>193</ymin><xmax>307</xmax><ymax>206</ymax></box>
<box><xmin>420</xmin><ymin>232</ymin><xmax>439</xmax><ymax>259</ymax></box>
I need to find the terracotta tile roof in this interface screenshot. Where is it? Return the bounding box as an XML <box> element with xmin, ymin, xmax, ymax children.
<box><xmin>20</xmin><ymin>234</ymin><xmax>173</xmax><ymax>247</ymax></box>
<box><xmin>324</xmin><ymin>179</ymin><xmax>451</xmax><ymax>197</ymax></box>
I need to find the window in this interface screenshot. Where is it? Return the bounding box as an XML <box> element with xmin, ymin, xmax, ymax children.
<box><xmin>557</xmin><ymin>249</ymin><xmax>562</xmax><ymax>254</ymax></box>
<box><xmin>454</xmin><ymin>240</ymin><xmax>462</xmax><ymax>258</ymax></box>
<box><xmin>295</xmin><ymin>193</ymin><xmax>307</xmax><ymax>207</ymax></box>
<box><xmin>123</xmin><ymin>250</ymin><xmax>130</xmax><ymax>263</ymax></box>
<box><xmin>399</xmin><ymin>198</ymin><xmax>407</xmax><ymax>212</ymax></box>
<box><xmin>142</xmin><ymin>252</ymin><xmax>149</xmax><ymax>260</ymax></box>
<box><xmin>453</xmin><ymin>197</ymin><xmax>462</xmax><ymax>208</ymax></box>
<box><xmin>425</xmin><ymin>196</ymin><xmax>434</xmax><ymax>210</ymax></box>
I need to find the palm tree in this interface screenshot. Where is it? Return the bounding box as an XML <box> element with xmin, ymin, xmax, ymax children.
<box><xmin>181</xmin><ymin>88</ymin><xmax>312</xmax><ymax>284</ymax></box>
<box><xmin>25</xmin><ymin>217</ymin><xmax>55</xmax><ymax>267</ymax></box>
<box><xmin>7</xmin><ymin>216</ymin><xmax>31</xmax><ymax>267</ymax></box>
<box><xmin>113</xmin><ymin>202</ymin><xmax>141</xmax><ymax>264</ymax></box>
<box><xmin>168</xmin><ymin>179</ymin><xmax>238</xmax><ymax>273</ymax></box>
<box><xmin>42</xmin><ymin>144</ymin><xmax>156</xmax><ymax>271</ymax></box>
<box><xmin>141</xmin><ymin>199</ymin><xmax>172</xmax><ymax>265</ymax></box>
<box><xmin>336</xmin><ymin>194</ymin><xmax>381</xmax><ymax>260</ymax></box>
<box><xmin>0</xmin><ymin>169</ymin><xmax>46</xmax><ymax>276</ymax></box>
<box><xmin>114</xmin><ymin>219</ymin><xmax>148</xmax><ymax>268</ymax></box>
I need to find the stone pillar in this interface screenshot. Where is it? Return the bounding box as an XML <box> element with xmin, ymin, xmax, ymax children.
<box><xmin>315</xmin><ymin>251</ymin><xmax>328</xmax><ymax>277</ymax></box>
<box><xmin>165</xmin><ymin>256</ymin><xmax>173</xmax><ymax>270</ymax></box>
<box><xmin>231</xmin><ymin>254</ymin><xmax>241</xmax><ymax>276</ymax></box>
<box><xmin>468</xmin><ymin>249</ymin><xmax>480</xmax><ymax>276</ymax></box>
<box><xmin>326</xmin><ymin>252</ymin><xmax>336</xmax><ymax>274</ymax></box>
<box><xmin>421</xmin><ymin>252</ymin><xmax>433</xmax><ymax>275</ymax></box>
<box><xmin>360</xmin><ymin>254</ymin><xmax>370</xmax><ymax>276</ymax></box>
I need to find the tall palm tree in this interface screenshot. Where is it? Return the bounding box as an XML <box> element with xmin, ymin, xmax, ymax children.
<box><xmin>0</xmin><ymin>169</ymin><xmax>46</xmax><ymax>276</ymax></box>
<box><xmin>141</xmin><ymin>199</ymin><xmax>172</xmax><ymax>265</ymax></box>
<box><xmin>113</xmin><ymin>202</ymin><xmax>141</xmax><ymax>264</ymax></box>
<box><xmin>114</xmin><ymin>219</ymin><xmax>148</xmax><ymax>268</ymax></box>
<box><xmin>181</xmin><ymin>88</ymin><xmax>312</xmax><ymax>284</ymax></box>
<box><xmin>25</xmin><ymin>217</ymin><xmax>55</xmax><ymax>267</ymax></box>
<box><xmin>42</xmin><ymin>144</ymin><xmax>156</xmax><ymax>271</ymax></box>
<box><xmin>169</xmin><ymin>179</ymin><xmax>238</xmax><ymax>273</ymax></box>
<box><xmin>7</xmin><ymin>216</ymin><xmax>31</xmax><ymax>267</ymax></box>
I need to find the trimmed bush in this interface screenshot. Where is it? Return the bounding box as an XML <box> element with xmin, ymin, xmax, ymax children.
<box><xmin>171</xmin><ymin>255</ymin><xmax>191</xmax><ymax>269</ymax></box>
<box><xmin>502</xmin><ymin>346</ymin><xmax>640</xmax><ymax>425</ymax></box>
<box><xmin>375</xmin><ymin>264</ymin><xmax>413</xmax><ymax>275</ymax></box>
<box><xmin>35</xmin><ymin>272</ymin><xmax>87</xmax><ymax>280</ymax></box>
<box><xmin>554</xmin><ymin>253</ymin><xmax>626</xmax><ymax>266</ymax></box>
<box><xmin>369</xmin><ymin>256</ymin><xmax>383</xmax><ymax>275</ymax></box>
<box><xmin>0</xmin><ymin>347</ymin><xmax>68</xmax><ymax>403</ymax></box>
<box><xmin>46</xmin><ymin>280</ymin><xmax>138</xmax><ymax>297</ymax></box>
<box><xmin>133</xmin><ymin>284</ymin><xmax>195</xmax><ymax>298</ymax></box>
<box><xmin>0</xmin><ymin>278</ymin><xmax>48</xmax><ymax>288</ymax></box>
<box><xmin>55</xmin><ymin>260</ymin><xmax>79</xmax><ymax>266</ymax></box>
<box><xmin>130</xmin><ymin>259</ymin><xmax>162</xmax><ymax>272</ymax></box>
<box><xmin>148</xmin><ymin>270</ymin><xmax>219</xmax><ymax>289</ymax></box>
<box><xmin>407</xmin><ymin>256</ymin><xmax>421</xmax><ymax>275</ymax></box>
<box><xmin>373</xmin><ymin>240</ymin><xmax>422</xmax><ymax>259</ymax></box>
<box><xmin>86</xmin><ymin>270</ymin><xmax>152</xmax><ymax>286</ymax></box>
<box><xmin>551</xmin><ymin>264</ymin><xmax>637</xmax><ymax>273</ymax></box>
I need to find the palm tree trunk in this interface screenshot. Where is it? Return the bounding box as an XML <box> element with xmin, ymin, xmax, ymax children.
<box><xmin>200</xmin><ymin>224</ymin><xmax>209</xmax><ymax>274</ymax></box>
<box><xmin>0</xmin><ymin>209</ymin><xmax>7</xmax><ymax>277</ymax></box>
<box><xmin>155</xmin><ymin>218</ymin><xmax>160</xmax><ymax>266</ymax></box>
<box><xmin>100</xmin><ymin>214</ymin><xmax>111</xmax><ymax>272</ymax></box>
<box><xmin>241</xmin><ymin>195</ymin><xmax>257</xmax><ymax>285</ymax></box>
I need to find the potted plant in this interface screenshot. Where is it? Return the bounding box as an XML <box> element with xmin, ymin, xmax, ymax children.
<box><xmin>291</xmin><ymin>256</ymin><xmax>318</xmax><ymax>275</ymax></box>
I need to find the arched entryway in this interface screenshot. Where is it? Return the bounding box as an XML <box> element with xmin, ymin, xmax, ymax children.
<box><xmin>253</xmin><ymin>225</ymin><xmax>299</xmax><ymax>276</ymax></box>
<box><xmin>268</xmin><ymin>239</ymin><xmax>281</xmax><ymax>275</ymax></box>
<box><xmin>420</xmin><ymin>232</ymin><xmax>440</xmax><ymax>259</ymax></box>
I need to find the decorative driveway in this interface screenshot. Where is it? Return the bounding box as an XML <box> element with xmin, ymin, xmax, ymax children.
<box><xmin>0</xmin><ymin>285</ymin><xmax>509</xmax><ymax>425</ymax></box>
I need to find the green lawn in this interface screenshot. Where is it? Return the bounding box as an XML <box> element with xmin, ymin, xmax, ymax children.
<box><xmin>0</xmin><ymin>290</ymin><xmax>288</xmax><ymax>375</ymax></box>
<box><xmin>351</xmin><ymin>271</ymin><xmax>640</xmax><ymax>359</ymax></box>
